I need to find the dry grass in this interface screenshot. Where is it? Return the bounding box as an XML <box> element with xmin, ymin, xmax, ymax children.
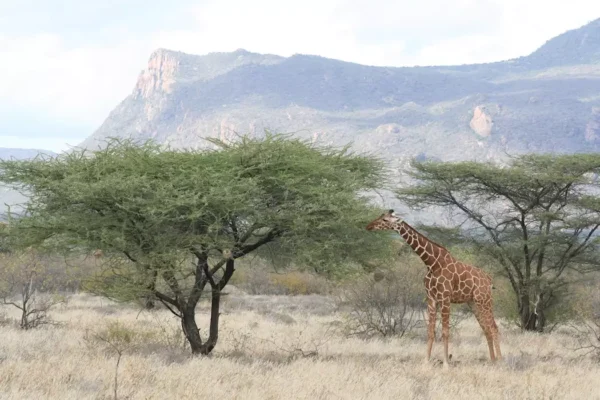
<box><xmin>0</xmin><ymin>293</ymin><xmax>599</xmax><ymax>400</ymax></box>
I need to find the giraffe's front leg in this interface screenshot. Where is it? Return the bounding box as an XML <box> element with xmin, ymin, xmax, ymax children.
<box><xmin>441</xmin><ymin>299</ymin><xmax>451</xmax><ymax>368</ymax></box>
<box><xmin>425</xmin><ymin>297</ymin><xmax>437</xmax><ymax>363</ymax></box>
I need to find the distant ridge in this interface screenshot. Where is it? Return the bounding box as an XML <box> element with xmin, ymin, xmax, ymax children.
<box><xmin>80</xmin><ymin>17</ymin><xmax>600</xmax><ymax>171</ymax></box>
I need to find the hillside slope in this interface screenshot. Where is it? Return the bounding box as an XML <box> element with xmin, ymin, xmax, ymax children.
<box><xmin>81</xmin><ymin>18</ymin><xmax>600</xmax><ymax>173</ymax></box>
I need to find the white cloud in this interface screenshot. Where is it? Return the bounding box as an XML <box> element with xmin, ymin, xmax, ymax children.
<box><xmin>0</xmin><ymin>34</ymin><xmax>152</xmax><ymax>125</ymax></box>
<box><xmin>150</xmin><ymin>0</ymin><xmax>600</xmax><ymax>67</ymax></box>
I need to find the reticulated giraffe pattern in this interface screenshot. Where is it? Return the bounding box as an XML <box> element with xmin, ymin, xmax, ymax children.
<box><xmin>366</xmin><ymin>210</ymin><xmax>502</xmax><ymax>367</ymax></box>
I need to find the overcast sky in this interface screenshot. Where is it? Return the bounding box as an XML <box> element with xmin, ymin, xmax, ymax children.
<box><xmin>1</xmin><ymin>0</ymin><xmax>599</xmax><ymax>152</ymax></box>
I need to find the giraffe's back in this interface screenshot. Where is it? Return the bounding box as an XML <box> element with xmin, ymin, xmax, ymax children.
<box><xmin>425</xmin><ymin>256</ymin><xmax>493</xmax><ymax>304</ymax></box>
<box><xmin>451</xmin><ymin>261</ymin><xmax>493</xmax><ymax>303</ymax></box>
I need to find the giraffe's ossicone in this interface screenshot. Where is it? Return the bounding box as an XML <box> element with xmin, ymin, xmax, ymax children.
<box><xmin>366</xmin><ymin>209</ymin><xmax>502</xmax><ymax>366</ymax></box>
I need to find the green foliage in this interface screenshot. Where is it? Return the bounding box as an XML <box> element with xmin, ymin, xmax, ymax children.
<box><xmin>397</xmin><ymin>153</ymin><xmax>600</xmax><ymax>331</ymax></box>
<box><xmin>0</xmin><ymin>133</ymin><xmax>395</xmax><ymax>353</ymax></box>
<box><xmin>0</xmin><ymin>134</ymin><xmax>393</xmax><ymax>274</ymax></box>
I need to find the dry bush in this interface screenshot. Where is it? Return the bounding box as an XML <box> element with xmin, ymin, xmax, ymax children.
<box><xmin>231</xmin><ymin>266</ymin><xmax>331</xmax><ymax>295</ymax></box>
<box><xmin>223</xmin><ymin>322</ymin><xmax>332</xmax><ymax>364</ymax></box>
<box><xmin>223</xmin><ymin>293</ymin><xmax>336</xmax><ymax>316</ymax></box>
<box><xmin>337</xmin><ymin>263</ymin><xmax>425</xmax><ymax>338</ymax></box>
<box><xmin>83</xmin><ymin>320</ymin><xmax>151</xmax><ymax>400</ymax></box>
<box><xmin>0</xmin><ymin>250</ymin><xmax>66</xmax><ymax>329</ymax></box>
<box><xmin>269</xmin><ymin>271</ymin><xmax>331</xmax><ymax>295</ymax></box>
<box><xmin>56</xmin><ymin>253</ymin><xmax>104</xmax><ymax>293</ymax></box>
<box><xmin>569</xmin><ymin>282</ymin><xmax>600</xmax><ymax>360</ymax></box>
<box><xmin>0</xmin><ymin>309</ymin><xmax>10</xmax><ymax>327</ymax></box>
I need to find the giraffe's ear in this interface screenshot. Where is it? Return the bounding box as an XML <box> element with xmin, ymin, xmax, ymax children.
<box><xmin>388</xmin><ymin>209</ymin><xmax>394</xmax><ymax>214</ymax></box>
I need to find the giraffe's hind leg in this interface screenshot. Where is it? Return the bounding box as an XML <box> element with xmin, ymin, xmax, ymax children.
<box><xmin>472</xmin><ymin>301</ymin><xmax>497</xmax><ymax>362</ymax></box>
<box><xmin>491</xmin><ymin>317</ymin><xmax>502</xmax><ymax>361</ymax></box>
<box><xmin>482</xmin><ymin>298</ymin><xmax>503</xmax><ymax>361</ymax></box>
<box><xmin>440</xmin><ymin>299</ymin><xmax>451</xmax><ymax>368</ymax></box>
<box><xmin>425</xmin><ymin>297</ymin><xmax>437</xmax><ymax>363</ymax></box>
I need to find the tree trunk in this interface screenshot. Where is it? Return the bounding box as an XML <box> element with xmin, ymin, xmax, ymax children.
<box><xmin>179</xmin><ymin>290</ymin><xmax>222</xmax><ymax>355</ymax></box>
<box><xmin>519</xmin><ymin>292</ymin><xmax>550</xmax><ymax>332</ymax></box>
<box><xmin>144</xmin><ymin>297</ymin><xmax>155</xmax><ymax>310</ymax></box>
<box><xmin>536</xmin><ymin>308</ymin><xmax>546</xmax><ymax>332</ymax></box>
<box><xmin>521</xmin><ymin>310</ymin><xmax>538</xmax><ymax>331</ymax></box>
<box><xmin>181</xmin><ymin>309</ymin><xmax>204</xmax><ymax>354</ymax></box>
<box><xmin>535</xmin><ymin>292</ymin><xmax>547</xmax><ymax>333</ymax></box>
<box><xmin>179</xmin><ymin>258</ymin><xmax>233</xmax><ymax>355</ymax></box>
<box><xmin>199</xmin><ymin>289</ymin><xmax>221</xmax><ymax>355</ymax></box>
<box><xmin>519</xmin><ymin>293</ymin><xmax>538</xmax><ymax>331</ymax></box>
<box><xmin>20</xmin><ymin>307</ymin><xmax>28</xmax><ymax>330</ymax></box>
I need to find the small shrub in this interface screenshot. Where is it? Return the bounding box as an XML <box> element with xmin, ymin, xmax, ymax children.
<box><xmin>0</xmin><ymin>250</ymin><xmax>66</xmax><ymax>329</ymax></box>
<box><xmin>232</xmin><ymin>267</ymin><xmax>330</xmax><ymax>295</ymax></box>
<box><xmin>337</xmin><ymin>263</ymin><xmax>425</xmax><ymax>338</ymax></box>
<box><xmin>259</xmin><ymin>310</ymin><xmax>297</xmax><ymax>325</ymax></box>
<box><xmin>269</xmin><ymin>272</ymin><xmax>330</xmax><ymax>295</ymax></box>
<box><xmin>230</xmin><ymin>268</ymin><xmax>277</xmax><ymax>294</ymax></box>
<box><xmin>570</xmin><ymin>283</ymin><xmax>600</xmax><ymax>360</ymax></box>
<box><xmin>84</xmin><ymin>320</ymin><xmax>156</xmax><ymax>400</ymax></box>
<box><xmin>0</xmin><ymin>310</ymin><xmax>11</xmax><ymax>327</ymax></box>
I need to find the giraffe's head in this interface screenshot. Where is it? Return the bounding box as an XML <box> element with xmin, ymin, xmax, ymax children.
<box><xmin>366</xmin><ymin>209</ymin><xmax>403</xmax><ymax>231</ymax></box>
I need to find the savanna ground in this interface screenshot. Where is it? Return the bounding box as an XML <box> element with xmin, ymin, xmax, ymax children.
<box><xmin>1</xmin><ymin>288</ymin><xmax>599</xmax><ymax>400</ymax></box>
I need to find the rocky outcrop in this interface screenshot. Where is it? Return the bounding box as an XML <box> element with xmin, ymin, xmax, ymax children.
<box><xmin>133</xmin><ymin>49</ymin><xmax>179</xmax><ymax>99</ymax></box>
<box><xmin>376</xmin><ymin>123</ymin><xmax>401</xmax><ymax>134</ymax></box>
<box><xmin>469</xmin><ymin>106</ymin><xmax>493</xmax><ymax>137</ymax></box>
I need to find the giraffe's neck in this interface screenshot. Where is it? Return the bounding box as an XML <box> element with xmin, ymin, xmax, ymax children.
<box><xmin>392</xmin><ymin>221</ymin><xmax>447</xmax><ymax>267</ymax></box>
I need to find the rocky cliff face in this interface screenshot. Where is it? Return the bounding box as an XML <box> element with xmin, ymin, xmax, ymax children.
<box><xmin>81</xmin><ymin>19</ymin><xmax>600</xmax><ymax>171</ymax></box>
<box><xmin>133</xmin><ymin>49</ymin><xmax>180</xmax><ymax>99</ymax></box>
<box><xmin>469</xmin><ymin>106</ymin><xmax>493</xmax><ymax>137</ymax></box>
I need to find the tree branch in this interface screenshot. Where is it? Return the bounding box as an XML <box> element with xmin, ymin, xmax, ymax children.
<box><xmin>122</xmin><ymin>251</ymin><xmax>137</xmax><ymax>263</ymax></box>
<box><xmin>232</xmin><ymin>228</ymin><xmax>281</xmax><ymax>258</ymax></box>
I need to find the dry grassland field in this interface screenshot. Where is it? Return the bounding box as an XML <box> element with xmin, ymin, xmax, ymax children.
<box><xmin>1</xmin><ymin>291</ymin><xmax>599</xmax><ymax>400</ymax></box>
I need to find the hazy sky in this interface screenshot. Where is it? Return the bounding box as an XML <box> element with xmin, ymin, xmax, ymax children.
<box><xmin>1</xmin><ymin>0</ymin><xmax>599</xmax><ymax>152</ymax></box>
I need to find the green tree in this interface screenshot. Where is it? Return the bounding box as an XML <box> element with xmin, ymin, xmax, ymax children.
<box><xmin>396</xmin><ymin>153</ymin><xmax>600</xmax><ymax>332</ymax></box>
<box><xmin>0</xmin><ymin>134</ymin><xmax>394</xmax><ymax>354</ymax></box>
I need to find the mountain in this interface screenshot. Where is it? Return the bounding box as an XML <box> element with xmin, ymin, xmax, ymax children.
<box><xmin>81</xmin><ymin>18</ymin><xmax>600</xmax><ymax>173</ymax></box>
<box><xmin>0</xmin><ymin>148</ymin><xmax>56</xmax><ymax>160</ymax></box>
<box><xmin>522</xmin><ymin>18</ymin><xmax>600</xmax><ymax>68</ymax></box>
<box><xmin>0</xmin><ymin>148</ymin><xmax>56</xmax><ymax>220</ymax></box>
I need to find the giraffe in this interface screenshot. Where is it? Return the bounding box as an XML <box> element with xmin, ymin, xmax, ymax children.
<box><xmin>366</xmin><ymin>209</ymin><xmax>502</xmax><ymax>367</ymax></box>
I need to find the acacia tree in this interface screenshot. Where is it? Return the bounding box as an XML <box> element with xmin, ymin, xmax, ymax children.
<box><xmin>0</xmin><ymin>134</ymin><xmax>395</xmax><ymax>354</ymax></box>
<box><xmin>397</xmin><ymin>153</ymin><xmax>600</xmax><ymax>332</ymax></box>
